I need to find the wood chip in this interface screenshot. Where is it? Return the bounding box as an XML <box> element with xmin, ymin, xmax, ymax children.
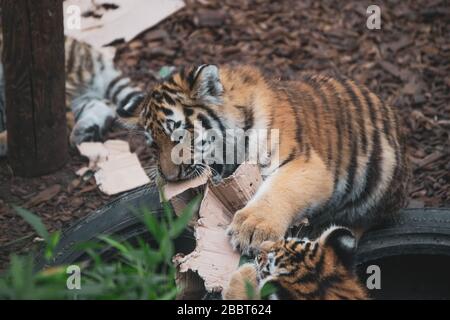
<box><xmin>25</xmin><ymin>185</ymin><xmax>62</xmax><ymax>208</ymax></box>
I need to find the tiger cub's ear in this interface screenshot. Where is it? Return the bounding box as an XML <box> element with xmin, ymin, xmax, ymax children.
<box><xmin>320</xmin><ymin>226</ymin><xmax>357</xmax><ymax>268</ymax></box>
<box><xmin>190</xmin><ymin>64</ymin><xmax>224</xmax><ymax>105</ymax></box>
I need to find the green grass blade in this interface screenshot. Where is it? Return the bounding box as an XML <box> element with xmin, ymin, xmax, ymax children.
<box><xmin>13</xmin><ymin>206</ymin><xmax>49</xmax><ymax>243</ymax></box>
<box><xmin>169</xmin><ymin>195</ymin><xmax>201</xmax><ymax>239</ymax></box>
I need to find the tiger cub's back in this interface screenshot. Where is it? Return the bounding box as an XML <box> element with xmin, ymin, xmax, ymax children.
<box><xmin>270</xmin><ymin>72</ymin><xmax>409</xmax><ymax>231</ymax></box>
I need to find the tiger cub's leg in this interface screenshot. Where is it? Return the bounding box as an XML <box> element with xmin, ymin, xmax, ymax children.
<box><xmin>0</xmin><ymin>130</ymin><xmax>7</xmax><ymax>157</ymax></box>
<box><xmin>227</xmin><ymin>151</ymin><xmax>334</xmax><ymax>254</ymax></box>
<box><xmin>222</xmin><ymin>264</ymin><xmax>259</xmax><ymax>300</ymax></box>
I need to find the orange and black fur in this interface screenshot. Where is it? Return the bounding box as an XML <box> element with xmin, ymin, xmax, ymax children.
<box><xmin>223</xmin><ymin>226</ymin><xmax>368</xmax><ymax>300</ymax></box>
<box><xmin>0</xmin><ymin>36</ymin><xmax>144</xmax><ymax>156</ymax></box>
<box><xmin>136</xmin><ymin>64</ymin><xmax>409</xmax><ymax>254</ymax></box>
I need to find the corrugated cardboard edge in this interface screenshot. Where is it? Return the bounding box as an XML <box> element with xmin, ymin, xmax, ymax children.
<box><xmin>171</xmin><ymin>163</ymin><xmax>263</xmax><ymax>293</ymax></box>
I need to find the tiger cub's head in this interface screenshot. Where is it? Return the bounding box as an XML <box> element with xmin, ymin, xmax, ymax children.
<box><xmin>137</xmin><ymin>64</ymin><xmax>259</xmax><ymax>182</ymax></box>
<box><xmin>256</xmin><ymin>226</ymin><xmax>368</xmax><ymax>300</ymax></box>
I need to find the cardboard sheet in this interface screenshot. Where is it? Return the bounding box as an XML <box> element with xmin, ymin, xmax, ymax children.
<box><xmin>168</xmin><ymin>163</ymin><xmax>263</xmax><ymax>293</ymax></box>
<box><xmin>77</xmin><ymin>140</ymin><xmax>150</xmax><ymax>195</ymax></box>
<box><xmin>63</xmin><ymin>0</ymin><xmax>185</xmax><ymax>50</ymax></box>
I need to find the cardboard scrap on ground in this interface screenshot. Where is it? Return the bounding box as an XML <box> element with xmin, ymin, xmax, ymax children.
<box><xmin>168</xmin><ymin>163</ymin><xmax>263</xmax><ymax>294</ymax></box>
<box><xmin>64</xmin><ymin>0</ymin><xmax>185</xmax><ymax>50</ymax></box>
<box><xmin>77</xmin><ymin>140</ymin><xmax>150</xmax><ymax>195</ymax></box>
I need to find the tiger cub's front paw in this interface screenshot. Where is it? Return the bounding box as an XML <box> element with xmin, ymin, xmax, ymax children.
<box><xmin>227</xmin><ymin>207</ymin><xmax>285</xmax><ymax>255</ymax></box>
<box><xmin>223</xmin><ymin>263</ymin><xmax>259</xmax><ymax>300</ymax></box>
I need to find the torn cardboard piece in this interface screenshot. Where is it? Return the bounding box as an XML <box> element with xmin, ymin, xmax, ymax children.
<box><xmin>64</xmin><ymin>0</ymin><xmax>185</xmax><ymax>50</ymax></box>
<box><xmin>77</xmin><ymin>140</ymin><xmax>150</xmax><ymax>195</ymax></box>
<box><xmin>169</xmin><ymin>163</ymin><xmax>263</xmax><ymax>293</ymax></box>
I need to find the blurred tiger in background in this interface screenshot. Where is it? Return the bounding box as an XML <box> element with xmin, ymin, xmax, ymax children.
<box><xmin>132</xmin><ymin>64</ymin><xmax>409</xmax><ymax>254</ymax></box>
<box><xmin>0</xmin><ymin>36</ymin><xmax>144</xmax><ymax>157</ymax></box>
<box><xmin>223</xmin><ymin>226</ymin><xmax>368</xmax><ymax>300</ymax></box>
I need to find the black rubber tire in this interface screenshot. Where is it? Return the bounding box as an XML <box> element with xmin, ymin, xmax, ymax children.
<box><xmin>35</xmin><ymin>186</ymin><xmax>450</xmax><ymax>299</ymax></box>
<box><xmin>34</xmin><ymin>185</ymin><xmax>195</xmax><ymax>270</ymax></box>
<box><xmin>357</xmin><ymin>207</ymin><xmax>450</xmax><ymax>265</ymax></box>
<box><xmin>356</xmin><ymin>207</ymin><xmax>450</xmax><ymax>299</ymax></box>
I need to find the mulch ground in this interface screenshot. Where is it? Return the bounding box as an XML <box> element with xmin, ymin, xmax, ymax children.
<box><xmin>1</xmin><ymin>0</ymin><xmax>449</xmax><ymax>270</ymax></box>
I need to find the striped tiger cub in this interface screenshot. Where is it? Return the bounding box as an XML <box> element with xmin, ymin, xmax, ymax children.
<box><xmin>134</xmin><ymin>64</ymin><xmax>409</xmax><ymax>254</ymax></box>
<box><xmin>223</xmin><ymin>226</ymin><xmax>368</xmax><ymax>300</ymax></box>
<box><xmin>0</xmin><ymin>36</ymin><xmax>144</xmax><ymax>157</ymax></box>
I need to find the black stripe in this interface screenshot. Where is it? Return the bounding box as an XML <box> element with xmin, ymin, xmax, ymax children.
<box><xmin>235</xmin><ymin>105</ymin><xmax>254</xmax><ymax>131</ymax></box>
<box><xmin>197</xmin><ymin>113</ymin><xmax>212</xmax><ymax>130</ymax></box>
<box><xmin>314</xmin><ymin>246</ymin><xmax>325</xmax><ymax>274</ymax></box>
<box><xmin>118</xmin><ymin>91</ymin><xmax>142</xmax><ymax>110</ymax></box>
<box><xmin>183</xmin><ymin>107</ymin><xmax>194</xmax><ymax>117</ymax></box>
<box><xmin>179</xmin><ymin>66</ymin><xmax>187</xmax><ymax>81</ymax></box>
<box><xmin>300</xmin><ymin>82</ymin><xmax>322</xmax><ymax>147</ymax></box>
<box><xmin>183</xmin><ymin>107</ymin><xmax>194</xmax><ymax>129</ymax></box>
<box><xmin>161</xmin><ymin>107</ymin><xmax>174</xmax><ymax>116</ymax></box>
<box><xmin>309</xmin><ymin>243</ymin><xmax>319</xmax><ymax>259</ymax></box>
<box><xmin>341</xmin><ymin>79</ymin><xmax>368</xmax><ymax>154</ymax></box>
<box><xmin>192</xmin><ymin>104</ymin><xmax>226</xmax><ymax>133</ymax></box>
<box><xmin>343</xmin><ymin>87</ymin><xmax>382</xmax><ymax>210</ymax></box>
<box><xmin>166</xmin><ymin>75</ymin><xmax>177</xmax><ymax>86</ymax></box>
<box><xmin>344</xmin><ymin>139</ymin><xmax>358</xmax><ymax>199</ymax></box>
<box><xmin>283</xmin><ymin>88</ymin><xmax>304</xmax><ymax>153</ymax></box>
<box><xmin>305</xmin><ymin>77</ymin><xmax>334</xmax><ymax>167</ymax></box>
<box><xmin>152</xmin><ymin>91</ymin><xmax>163</xmax><ymax>104</ymax></box>
<box><xmin>380</xmin><ymin>101</ymin><xmax>393</xmax><ymax>145</ymax></box>
<box><xmin>289</xmin><ymin>84</ymin><xmax>312</xmax><ymax>158</ymax></box>
<box><xmin>105</xmin><ymin>75</ymin><xmax>126</xmax><ymax>100</ymax></box>
<box><xmin>274</xmin><ymin>254</ymin><xmax>284</xmax><ymax>266</ymax></box>
<box><xmin>333</xmin><ymin>77</ymin><xmax>359</xmax><ymax>206</ymax></box>
<box><xmin>278</xmin><ymin>149</ymin><xmax>296</xmax><ymax>169</ymax></box>
<box><xmin>161</xmin><ymin>85</ymin><xmax>178</xmax><ymax>95</ymax></box>
<box><xmin>112</xmin><ymin>84</ymin><xmax>130</xmax><ymax>104</ymax></box>
<box><xmin>84</xmin><ymin>48</ymin><xmax>94</xmax><ymax>76</ymax></box>
<box><xmin>328</xmin><ymin>81</ymin><xmax>345</xmax><ymax>191</ymax></box>
<box><xmin>66</xmin><ymin>39</ymin><xmax>77</xmax><ymax>74</ymax></box>
<box><xmin>193</xmin><ymin>104</ymin><xmax>227</xmax><ymax>164</ymax></box>
<box><xmin>289</xmin><ymin>240</ymin><xmax>302</xmax><ymax>253</ymax></box>
<box><xmin>97</xmin><ymin>52</ymin><xmax>105</xmax><ymax>71</ymax></box>
<box><xmin>76</xmin><ymin>49</ymin><xmax>85</xmax><ymax>84</ymax></box>
<box><xmin>188</xmin><ymin>65</ymin><xmax>209</xmax><ymax>90</ymax></box>
<box><xmin>74</xmin><ymin>100</ymin><xmax>92</xmax><ymax>122</ymax></box>
<box><xmin>186</xmin><ymin>66</ymin><xmax>197</xmax><ymax>90</ymax></box>
<box><xmin>162</xmin><ymin>92</ymin><xmax>176</xmax><ymax>106</ymax></box>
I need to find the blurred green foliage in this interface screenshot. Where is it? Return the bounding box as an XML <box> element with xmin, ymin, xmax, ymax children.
<box><xmin>0</xmin><ymin>196</ymin><xmax>201</xmax><ymax>300</ymax></box>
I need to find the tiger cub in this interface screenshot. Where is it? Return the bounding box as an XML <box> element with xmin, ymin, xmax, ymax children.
<box><xmin>223</xmin><ymin>226</ymin><xmax>368</xmax><ymax>300</ymax></box>
<box><xmin>135</xmin><ymin>64</ymin><xmax>409</xmax><ymax>253</ymax></box>
<box><xmin>0</xmin><ymin>36</ymin><xmax>144</xmax><ymax>157</ymax></box>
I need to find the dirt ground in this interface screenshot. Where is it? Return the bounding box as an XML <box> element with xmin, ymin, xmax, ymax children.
<box><xmin>0</xmin><ymin>0</ymin><xmax>449</xmax><ymax>270</ymax></box>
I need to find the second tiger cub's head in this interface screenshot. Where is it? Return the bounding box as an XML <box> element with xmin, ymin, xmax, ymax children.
<box><xmin>139</xmin><ymin>64</ymin><xmax>225</xmax><ymax>182</ymax></box>
<box><xmin>256</xmin><ymin>226</ymin><xmax>358</xmax><ymax>280</ymax></box>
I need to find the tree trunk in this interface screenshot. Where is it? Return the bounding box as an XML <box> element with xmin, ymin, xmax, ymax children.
<box><xmin>2</xmin><ymin>0</ymin><xmax>67</xmax><ymax>177</ymax></box>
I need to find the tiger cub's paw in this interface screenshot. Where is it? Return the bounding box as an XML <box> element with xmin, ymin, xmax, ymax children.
<box><xmin>223</xmin><ymin>263</ymin><xmax>259</xmax><ymax>300</ymax></box>
<box><xmin>70</xmin><ymin>101</ymin><xmax>115</xmax><ymax>146</ymax></box>
<box><xmin>227</xmin><ymin>207</ymin><xmax>285</xmax><ymax>255</ymax></box>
